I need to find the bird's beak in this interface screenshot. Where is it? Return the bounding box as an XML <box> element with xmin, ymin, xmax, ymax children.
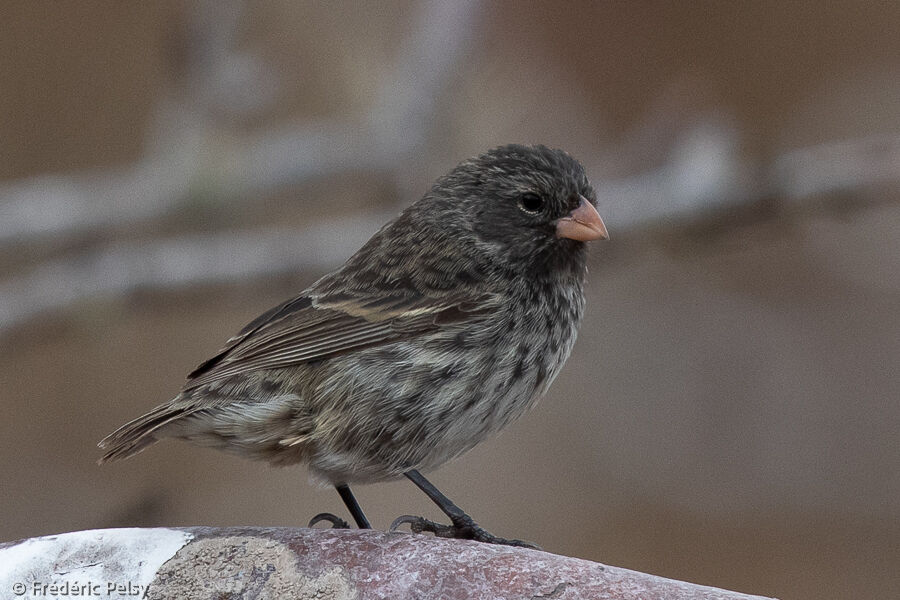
<box><xmin>556</xmin><ymin>196</ymin><xmax>609</xmax><ymax>241</ymax></box>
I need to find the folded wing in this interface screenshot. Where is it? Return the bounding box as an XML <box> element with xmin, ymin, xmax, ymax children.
<box><xmin>184</xmin><ymin>288</ymin><xmax>497</xmax><ymax>389</ymax></box>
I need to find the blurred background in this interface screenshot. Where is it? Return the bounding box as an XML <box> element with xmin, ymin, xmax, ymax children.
<box><xmin>2</xmin><ymin>2</ymin><xmax>899</xmax><ymax>598</ymax></box>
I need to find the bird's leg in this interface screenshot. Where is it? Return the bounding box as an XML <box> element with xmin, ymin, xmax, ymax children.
<box><xmin>308</xmin><ymin>483</ymin><xmax>371</xmax><ymax>529</ymax></box>
<box><xmin>337</xmin><ymin>483</ymin><xmax>372</xmax><ymax>528</ymax></box>
<box><xmin>390</xmin><ymin>469</ymin><xmax>539</xmax><ymax>549</ymax></box>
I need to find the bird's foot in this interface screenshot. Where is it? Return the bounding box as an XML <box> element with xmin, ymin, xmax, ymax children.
<box><xmin>308</xmin><ymin>512</ymin><xmax>351</xmax><ymax>529</ymax></box>
<box><xmin>390</xmin><ymin>514</ymin><xmax>540</xmax><ymax>550</ymax></box>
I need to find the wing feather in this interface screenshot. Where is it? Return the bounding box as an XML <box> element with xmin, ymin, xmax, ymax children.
<box><xmin>183</xmin><ymin>289</ymin><xmax>497</xmax><ymax>389</ymax></box>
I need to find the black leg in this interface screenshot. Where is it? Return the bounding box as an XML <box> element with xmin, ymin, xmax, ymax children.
<box><xmin>336</xmin><ymin>483</ymin><xmax>372</xmax><ymax>529</ymax></box>
<box><xmin>308</xmin><ymin>483</ymin><xmax>372</xmax><ymax>530</ymax></box>
<box><xmin>404</xmin><ymin>469</ymin><xmax>468</xmax><ymax>522</ymax></box>
<box><xmin>391</xmin><ymin>469</ymin><xmax>539</xmax><ymax>549</ymax></box>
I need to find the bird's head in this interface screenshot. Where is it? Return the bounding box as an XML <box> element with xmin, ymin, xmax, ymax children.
<box><xmin>427</xmin><ymin>144</ymin><xmax>608</xmax><ymax>276</ymax></box>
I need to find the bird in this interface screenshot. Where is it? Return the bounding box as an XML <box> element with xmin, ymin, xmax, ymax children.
<box><xmin>98</xmin><ymin>143</ymin><xmax>608</xmax><ymax>547</ymax></box>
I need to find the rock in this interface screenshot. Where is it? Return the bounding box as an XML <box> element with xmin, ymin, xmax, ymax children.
<box><xmin>0</xmin><ymin>527</ymin><xmax>775</xmax><ymax>599</ymax></box>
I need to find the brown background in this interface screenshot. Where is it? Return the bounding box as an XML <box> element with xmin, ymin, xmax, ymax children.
<box><xmin>2</xmin><ymin>3</ymin><xmax>899</xmax><ymax>599</ymax></box>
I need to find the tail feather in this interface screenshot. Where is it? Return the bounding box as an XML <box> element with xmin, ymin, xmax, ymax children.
<box><xmin>97</xmin><ymin>403</ymin><xmax>192</xmax><ymax>463</ymax></box>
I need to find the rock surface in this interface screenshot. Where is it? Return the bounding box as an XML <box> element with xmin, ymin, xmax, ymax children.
<box><xmin>0</xmin><ymin>527</ymin><xmax>775</xmax><ymax>599</ymax></box>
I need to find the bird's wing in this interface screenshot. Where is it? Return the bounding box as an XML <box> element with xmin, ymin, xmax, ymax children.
<box><xmin>183</xmin><ymin>288</ymin><xmax>498</xmax><ymax>389</ymax></box>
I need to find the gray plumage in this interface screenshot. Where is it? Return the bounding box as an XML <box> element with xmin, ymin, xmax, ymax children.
<box><xmin>99</xmin><ymin>144</ymin><xmax>604</xmax><ymax>487</ymax></box>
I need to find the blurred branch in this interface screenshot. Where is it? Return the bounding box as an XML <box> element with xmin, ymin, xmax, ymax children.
<box><xmin>0</xmin><ymin>212</ymin><xmax>394</xmax><ymax>330</ymax></box>
<box><xmin>3</xmin><ymin>127</ymin><xmax>900</xmax><ymax>333</ymax></box>
<box><xmin>2</xmin><ymin>0</ymin><xmax>900</xmax><ymax>333</ymax></box>
<box><xmin>0</xmin><ymin>0</ymin><xmax>482</xmax><ymax>246</ymax></box>
<box><xmin>0</xmin><ymin>0</ymin><xmax>487</xmax><ymax>332</ymax></box>
<box><xmin>0</xmin><ymin>129</ymin><xmax>200</xmax><ymax>245</ymax></box>
<box><xmin>600</xmin><ymin>116</ymin><xmax>753</xmax><ymax>228</ymax></box>
<box><xmin>773</xmin><ymin>134</ymin><xmax>900</xmax><ymax>201</ymax></box>
<box><xmin>0</xmin><ymin>527</ymin><xmax>775</xmax><ymax>600</ymax></box>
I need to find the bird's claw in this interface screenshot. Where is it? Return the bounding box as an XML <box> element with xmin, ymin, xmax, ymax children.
<box><xmin>390</xmin><ymin>514</ymin><xmax>448</xmax><ymax>535</ymax></box>
<box><xmin>390</xmin><ymin>514</ymin><xmax>540</xmax><ymax>550</ymax></box>
<box><xmin>308</xmin><ymin>512</ymin><xmax>351</xmax><ymax>529</ymax></box>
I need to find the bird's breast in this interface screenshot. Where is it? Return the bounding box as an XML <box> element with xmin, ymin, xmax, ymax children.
<box><xmin>305</xmin><ymin>280</ymin><xmax>585</xmax><ymax>479</ymax></box>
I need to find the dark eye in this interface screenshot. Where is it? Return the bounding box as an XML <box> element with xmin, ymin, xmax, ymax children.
<box><xmin>517</xmin><ymin>192</ymin><xmax>544</xmax><ymax>214</ymax></box>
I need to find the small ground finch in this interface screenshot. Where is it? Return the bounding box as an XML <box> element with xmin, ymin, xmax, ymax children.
<box><xmin>99</xmin><ymin>144</ymin><xmax>608</xmax><ymax>546</ymax></box>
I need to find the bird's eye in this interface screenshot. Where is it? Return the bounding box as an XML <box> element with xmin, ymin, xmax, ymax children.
<box><xmin>517</xmin><ymin>193</ymin><xmax>544</xmax><ymax>214</ymax></box>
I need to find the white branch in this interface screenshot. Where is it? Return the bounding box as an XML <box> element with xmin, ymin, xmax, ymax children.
<box><xmin>2</xmin><ymin>0</ymin><xmax>899</xmax><ymax>333</ymax></box>
<box><xmin>773</xmin><ymin>133</ymin><xmax>900</xmax><ymax>201</ymax></box>
<box><xmin>0</xmin><ymin>0</ymin><xmax>484</xmax><ymax>246</ymax></box>
<box><xmin>0</xmin><ymin>212</ymin><xmax>394</xmax><ymax>330</ymax></box>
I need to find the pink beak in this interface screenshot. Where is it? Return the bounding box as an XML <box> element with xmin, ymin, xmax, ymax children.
<box><xmin>556</xmin><ymin>196</ymin><xmax>609</xmax><ymax>241</ymax></box>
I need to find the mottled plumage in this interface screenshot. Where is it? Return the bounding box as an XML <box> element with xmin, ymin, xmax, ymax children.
<box><xmin>99</xmin><ymin>144</ymin><xmax>607</xmax><ymax>545</ymax></box>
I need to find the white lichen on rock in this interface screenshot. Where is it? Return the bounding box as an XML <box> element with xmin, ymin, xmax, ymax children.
<box><xmin>146</xmin><ymin>535</ymin><xmax>355</xmax><ymax>600</ymax></box>
<box><xmin>0</xmin><ymin>528</ymin><xmax>192</xmax><ymax>597</ymax></box>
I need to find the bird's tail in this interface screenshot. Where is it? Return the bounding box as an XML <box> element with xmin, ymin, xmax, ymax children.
<box><xmin>97</xmin><ymin>402</ymin><xmax>192</xmax><ymax>463</ymax></box>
